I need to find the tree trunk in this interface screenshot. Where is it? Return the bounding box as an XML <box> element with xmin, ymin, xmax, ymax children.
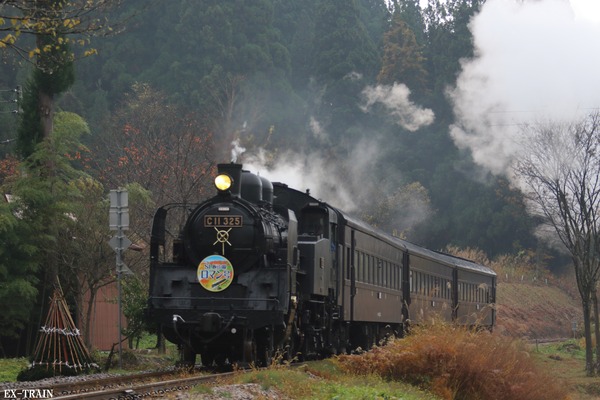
<box><xmin>84</xmin><ymin>287</ymin><xmax>98</xmax><ymax>349</ymax></box>
<box><xmin>582</xmin><ymin>297</ymin><xmax>595</xmax><ymax>376</ymax></box>
<box><xmin>38</xmin><ymin>91</ymin><xmax>54</xmax><ymax>140</ymax></box>
<box><xmin>593</xmin><ymin>288</ymin><xmax>600</xmax><ymax>374</ymax></box>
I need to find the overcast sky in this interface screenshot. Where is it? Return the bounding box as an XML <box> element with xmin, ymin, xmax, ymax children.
<box><xmin>448</xmin><ymin>0</ymin><xmax>600</xmax><ymax>176</ymax></box>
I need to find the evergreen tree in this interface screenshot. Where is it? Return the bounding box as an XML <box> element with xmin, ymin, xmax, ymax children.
<box><xmin>0</xmin><ymin>198</ymin><xmax>39</xmax><ymax>344</ymax></box>
<box><xmin>423</xmin><ymin>0</ymin><xmax>483</xmax><ymax>111</ymax></box>
<box><xmin>311</xmin><ymin>0</ymin><xmax>381</xmax><ymax>139</ymax></box>
<box><xmin>3</xmin><ymin>111</ymin><xmax>92</xmax><ymax>354</ymax></box>
<box><xmin>378</xmin><ymin>13</ymin><xmax>428</xmax><ymax>98</ymax></box>
<box><xmin>16</xmin><ymin>33</ymin><xmax>74</xmax><ymax>158</ymax></box>
<box><xmin>312</xmin><ymin>0</ymin><xmax>379</xmax><ymax>83</ymax></box>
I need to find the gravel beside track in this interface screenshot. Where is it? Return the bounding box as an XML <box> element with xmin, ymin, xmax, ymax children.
<box><xmin>0</xmin><ymin>368</ymin><xmax>289</xmax><ymax>399</ymax></box>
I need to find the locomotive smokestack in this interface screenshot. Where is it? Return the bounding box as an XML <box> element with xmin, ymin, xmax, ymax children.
<box><xmin>217</xmin><ymin>163</ymin><xmax>243</xmax><ymax>197</ymax></box>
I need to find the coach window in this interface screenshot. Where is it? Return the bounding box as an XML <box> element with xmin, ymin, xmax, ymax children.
<box><xmin>355</xmin><ymin>251</ymin><xmax>360</xmax><ymax>281</ymax></box>
<box><xmin>415</xmin><ymin>272</ymin><xmax>419</xmax><ymax>293</ymax></box>
<box><xmin>361</xmin><ymin>252</ymin><xmax>365</xmax><ymax>282</ymax></box>
<box><xmin>371</xmin><ymin>256</ymin><xmax>376</xmax><ymax>285</ymax></box>
<box><xmin>347</xmin><ymin>248</ymin><xmax>351</xmax><ymax>278</ymax></box>
<box><xmin>409</xmin><ymin>270</ymin><xmax>413</xmax><ymax>292</ymax></box>
<box><xmin>371</xmin><ymin>255</ymin><xmax>375</xmax><ymax>284</ymax></box>
<box><xmin>354</xmin><ymin>250</ymin><xmax>362</xmax><ymax>281</ymax></box>
<box><xmin>362</xmin><ymin>253</ymin><xmax>366</xmax><ymax>283</ymax></box>
<box><xmin>354</xmin><ymin>250</ymin><xmax>360</xmax><ymax>281</ymax></box>
<box><xmin>361</xmin><ymin>252</ymin><xmax>366</xmax><ymax>282</ymax></box>
<box><xmin>372</xmin><ymin>256</ymin><xmax>377</xmax><ymax>285</ymax></box>
<box><xmin>414</xmin><ymin>272</ymin><xmax>418</xmax><ymax>293</ymax></box>
<box><xmin>383</xmin><ymin>261</ymin><xmax>388</xmax><ymax>287</ymax></box>
<box><xmin>369</xmin><ymin>256</ymin><xmax>374</xmax><ymax>285</ymax></box>
<box><xmin>466</xmin><ymin>283</ymin><xmax>470</xmax><ymax>302</ymax></box>
<box><xmin>416</xmin><ymin>272</ymin><xmax>420</xmax><ymax>294</ymax></box>
<box><xmin>359</xmin><ymin>252</ymin><xmax>369</xmax><ymax>282</ymax></box>
<box><xmin>373</xmin><ymin>256</ymin><xmax>377</xmax><ymax>285</ymax></box>
<box><xmin>429</xmin><ymin>275</ymin><xmax>433</xmax><ymax>296</ymax></box>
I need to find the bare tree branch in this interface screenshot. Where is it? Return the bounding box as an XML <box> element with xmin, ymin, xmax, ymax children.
<box><xmin>514</xmin><ymin>110</ymin><xmax>600</xmax><ymax>375</ymax></box>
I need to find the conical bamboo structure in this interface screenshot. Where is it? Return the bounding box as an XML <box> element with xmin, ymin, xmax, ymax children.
<box><xmin>31</xmin><ymin>282</ymin><xmax>98</xmax><ymax>375</ymax></box>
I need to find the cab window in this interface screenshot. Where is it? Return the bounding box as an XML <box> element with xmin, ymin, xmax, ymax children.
<box><xmin>299</xmin><ymin>209</ymin><xmax>327</xmax><ymax>237</ymax></box>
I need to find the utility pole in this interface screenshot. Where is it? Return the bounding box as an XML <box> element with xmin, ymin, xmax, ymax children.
<box><xmin>108</xmin><ymin>188</ymin><xmax>133</xmax><ymax>369</ymax></box>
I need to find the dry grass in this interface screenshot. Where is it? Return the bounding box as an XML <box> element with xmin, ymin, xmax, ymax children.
<box><xmin>336</xmin><ymin>322</ymin><xmax>570</xmax><ymax>400</ymax></box>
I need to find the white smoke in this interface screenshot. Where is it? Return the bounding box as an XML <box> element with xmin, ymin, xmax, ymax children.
<box><xmin>345</xmin><ymin>71</ymin><xmax>364</xmax><ymax>81</ymax></box>
<box><xmin>309</xmin><ymin>116</ymin><xmax>327</xmax><ymax>140</ymax></box>
<box><xmin>361</xmin><ymin>83</ymin><xmax>435</xmax><ymax>131</ymax></box>
<box><xmin>230</xmin><ymin>138</ymin><xmax>246</xmax><ymax>163</ymax></box>
<box><xmin>448</xmin><ymin>0</ymin><xmax>600</xmax><ymax>176</ymax></box>
<box><xmin>243</xmin><ymin>139</ymin><xmax>382</xmax><ymax>212</ymax></box>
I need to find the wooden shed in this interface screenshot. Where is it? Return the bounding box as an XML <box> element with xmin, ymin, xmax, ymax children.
<box><xmin>84</xmin><ymin>282</ymin><xmax>129</xmax><ymax>351</ymax></box>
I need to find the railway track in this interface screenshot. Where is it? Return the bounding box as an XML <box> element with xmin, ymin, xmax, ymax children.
<box><xmin>53</xmin><ymin>371</ymin><xmax>230</xmax><ymax>399</ymax></box>
<box><xmin>0</xmin><ymin>368</ymin><xmax>226</xmax><ymax>400</ymax></box>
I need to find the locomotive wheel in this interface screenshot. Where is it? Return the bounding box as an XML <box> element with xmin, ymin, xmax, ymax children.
<box><xmin>278</xmin><ymin>342</ymin><xmax>291</xmax><ymax>362</ymax></box>
<box><xmin>243</xmin><ymin>337</ymin><xmax>257</xmax><ymax>365</ymax></box>
<box><xmin>200</xmin><ymin>351</ymin><xmax>215</xmax><ymax>367</ymax></box>
<box><xmin>179</xmin><ymin>345</ymin><xmax>196</xmax><ymax>369</ymax></box>
<box><xmin>258</xmin><ymin>342</ymin><xmax>272</xmax><ymax>367</ymax></box>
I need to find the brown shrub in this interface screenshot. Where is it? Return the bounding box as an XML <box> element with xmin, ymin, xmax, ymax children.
<box><xmin>336</xmin><ymin>322</ymin><xmax>569</xmax><ymax>400</ymax></box>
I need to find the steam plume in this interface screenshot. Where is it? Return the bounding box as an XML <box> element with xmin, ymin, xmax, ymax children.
<box><xmin>361</xmin><ymin>83</ymin><xmax>434</xmax><ymax>131</ymax></box>
<box><xmin>448</xmin><ymin>0</ymin><xmax>600</xmax><ymax>176</ymax></box>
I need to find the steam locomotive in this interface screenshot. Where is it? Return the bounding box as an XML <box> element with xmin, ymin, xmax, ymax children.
<box><xmin>145</xmin><ymin>163</ymin><xmax>496</xmax><ymax>366</ymax></box>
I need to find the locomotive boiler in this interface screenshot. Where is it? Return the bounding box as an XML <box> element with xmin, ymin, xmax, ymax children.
<box><xmin>145</xmin><ymin>163</ymin><xmax>496</xmax><ymax>367</ymax></box>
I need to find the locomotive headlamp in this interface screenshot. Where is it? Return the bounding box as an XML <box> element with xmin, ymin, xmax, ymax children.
<box><xmin>215</xmin><ymin>173</ymin><xmax>233</xmax><ymax>191</ymax></box>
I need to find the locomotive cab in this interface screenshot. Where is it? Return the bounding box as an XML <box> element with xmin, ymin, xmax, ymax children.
<box><xmin>299</xmin><ymin>204</ymin><xmax>327</xmax><ymax>238</ymax></box>
<box><xmin>297</xmin><ymin>204</ymin><xmax>337</xmax><ymax>296</ymax></box>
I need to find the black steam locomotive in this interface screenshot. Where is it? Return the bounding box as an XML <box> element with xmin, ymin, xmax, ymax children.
<box><xmin>146</xmin><ymin>163</ymin><xmax>496</xmax><ymax>366</ymax></box>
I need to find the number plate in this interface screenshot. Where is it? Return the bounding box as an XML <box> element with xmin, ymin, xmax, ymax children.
<box><xmin>204</xmin><ymin>215</ymin><xmax>243</xmax><ymax>228</ymax></box>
